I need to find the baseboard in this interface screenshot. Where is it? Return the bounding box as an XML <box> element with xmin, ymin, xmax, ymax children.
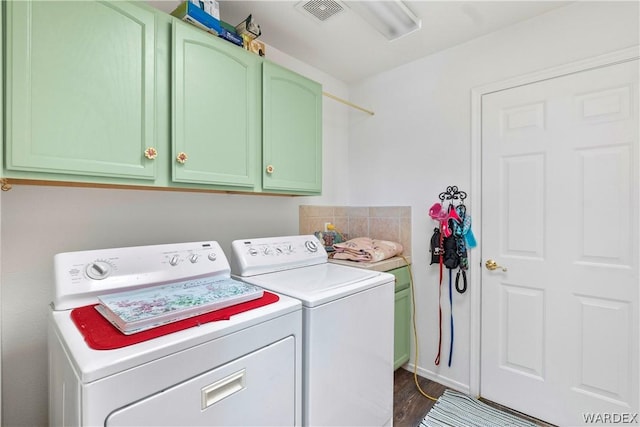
<box><xmin>402</xmin><ymin>362</ymin><xmax>471</xmax><ymax>396</ymax></box>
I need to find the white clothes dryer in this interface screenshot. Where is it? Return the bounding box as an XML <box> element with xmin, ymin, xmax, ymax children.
<box><xmin>49</xmin><ymin>241</ymin><xmax>302</xmax><ymax>426</ymax></box>
<box><xmin>231</xmin><ymin>235</ymin><xmax>395</xmax><ymax>427</ymax></box>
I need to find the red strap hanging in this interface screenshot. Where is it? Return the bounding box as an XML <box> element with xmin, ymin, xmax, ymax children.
<box><xmin>434</xmin><ymin>231</ymin><xmax>444</xmax><ymax>366</ymax></box>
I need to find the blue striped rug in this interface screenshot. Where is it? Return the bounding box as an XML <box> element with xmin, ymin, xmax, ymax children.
<box><xmin>420</xmin><ymin>389</ymin><xmax>537</xmax><ymax>427</ymax></box>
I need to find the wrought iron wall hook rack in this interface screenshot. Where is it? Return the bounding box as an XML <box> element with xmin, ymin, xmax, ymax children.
<box><xmin>439</xmin><ymin>186</ymin><xmax>467</xmax><ymax>204</ymax></box>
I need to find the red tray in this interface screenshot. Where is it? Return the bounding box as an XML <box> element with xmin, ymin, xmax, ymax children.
<box><xmin>70</xmin><ymin>292</ymin><xmax>280</xmax><ymax>350</ymax></box>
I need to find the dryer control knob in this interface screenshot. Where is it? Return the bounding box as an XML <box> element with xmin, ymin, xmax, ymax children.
<box><xmin>169</xmin><ymin>255</ymin><xmax>180</xmax><ymax>266</ymax></box>
<box><xmin>189</xmin><ymin>254</ymin><xmax>199</xmax><ymax>263</ymax></box>
<box><xmin>86</xmin><ymin>261</ymin><xmax>111</xmax><ymax>280</ymax></box>
<box><xmin>305</xmin><ymin>240</ymin><xmax>318</xmax><ymax>252</ymax></box>
<box><xmin>208</xmin><ymin>253</ymin><xmax>217</xmax><ymax>261</ymax></box>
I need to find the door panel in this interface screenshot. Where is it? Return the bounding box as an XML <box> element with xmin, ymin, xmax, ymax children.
<box><xmin>501</xmin><ymin>154</ymin><xmax>545</xmax><ymax>258</ymax></box>
<box><xmin>500</xmin><ymin>284</ymin><xmax>545</xmax><ymax>378</ymax></box>
<box><xmin>579</xmin><ymin>145</ymin><xmax>632</xmax><ymax>265</ymax></box>
<box><xmin>481</xmin><ymin>59</ymin><xmax>638</xmax><ymax>426</ymax></box>
<box><xmin>577</xmin><ymin>297</ymin><xmax>631</xmax><ymax>403</ymax></box>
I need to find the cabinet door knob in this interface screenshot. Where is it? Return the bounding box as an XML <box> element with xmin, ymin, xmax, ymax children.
<box><xmin>144</xmin><ymin>147</ymin><xmax>158</xmax><ymax>160</ymax></box>
<box><xmin>1</xmin><ymin>179</ymin><xmax>12</xmax><ymax>192</ymax></box>
<box><xmin>266</xmin><ymin>165</ymin><xmax>274</xmax><ymax>174</ymax></box>
<box><xmin>176</xmin><ymin>152</ymin><xmax>188</xmax><ymax>164</ymax></box>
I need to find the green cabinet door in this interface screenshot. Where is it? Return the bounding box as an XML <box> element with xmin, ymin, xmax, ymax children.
<box><xmin>5</xmin><ymin>1</ymin><xmax>157</xmax><ymax>180</ymax></box>
<box><xmin>172</xmin><ymin>21</ymin><xmax>260</xmax><ymax>188</ymax></box>
<box><xmin>394</xmin><ymin>287</ymin><xmax>411</xmax><ymax>370</ymax></box>
<box><xmin>262</xmin><ymin>62</ymin><xmax>322</xmax><ymax>194</ymax></box>
<box><xmin>391</xmin><ymin>266</ymin><xmax>411</xmax><ymax>369</ymax></box>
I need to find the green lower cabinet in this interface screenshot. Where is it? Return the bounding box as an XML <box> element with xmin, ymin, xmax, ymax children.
<box><xmin>390</xmin><ymin>266</ymin><xmax>411</xmax><ymax>370</ymax></box>
<box><xmin>5</xmin><ymin>1</ymin><xmax>158</xmax><ymax>181</ymax></box>
<box><xmin>262</xmin><ymin>62</ymin><xmax>322</xmax><ymax>195</ymax></box>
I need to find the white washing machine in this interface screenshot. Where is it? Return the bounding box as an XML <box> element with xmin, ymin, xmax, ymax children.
<box><xmin>49</xmin><ymin>241</ymin><xmax>302</xmax><ymax>426</ymax></box>
<box><xmin>230</xmin><ymin>235</ymin><xmax>395</xmax><ymax>427</ymax></box>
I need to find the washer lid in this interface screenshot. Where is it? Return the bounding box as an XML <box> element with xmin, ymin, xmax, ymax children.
<box><xmin>237</xmin><ymin>263</ymin><xmax>392</xmax><ymax>307</ymax></box>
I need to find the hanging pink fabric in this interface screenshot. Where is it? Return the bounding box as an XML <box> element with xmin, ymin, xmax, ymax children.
<box><xmin>429</xmin><ymin>202</ymin><xmax>461</xmax><ymax>237</ymax></box>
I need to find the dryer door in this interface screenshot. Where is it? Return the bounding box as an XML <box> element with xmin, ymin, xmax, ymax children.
<box><xmin>105</xmin><ymin>336</ymin><xmax>295</xmax><ymax>426</ymax></box>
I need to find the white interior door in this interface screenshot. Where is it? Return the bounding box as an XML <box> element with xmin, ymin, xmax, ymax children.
<box><xmin>480</xmin><ymin>59</ymin><xmax>638</xmax><ymax>426</ymax></box>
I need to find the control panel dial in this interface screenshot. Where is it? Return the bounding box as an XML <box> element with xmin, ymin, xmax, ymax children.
<box><xmin>85</xmin><ymin>260</ymin><xmax>113</xmax><ymax>280</ymax></box>
<box><xmin>305</xmin><ymin>240</ymin><xmax>319</xmax><ymax>252</ymax></box>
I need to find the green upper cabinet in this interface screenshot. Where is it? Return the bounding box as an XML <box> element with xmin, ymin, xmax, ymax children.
<box><xmin>3</xmin><ymin>1</ymin><xmax>322</xmax><ymax>195</ymax></box>
<box><xmin>172</xmin><ymin>20</ymin><xmax>260</xmax><ymax>188</ymax></box>
<box><xmin>5</xmin><ymin>1</ymin><xmax>158</xmax><ymax>181</ymax></box>
<box><xmin>262</xmin><ymin>62</ymin><xmax>322</xmax><ymax>194</ymax></box>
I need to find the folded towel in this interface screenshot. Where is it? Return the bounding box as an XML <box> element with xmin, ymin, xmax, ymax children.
<box><xmin>331</xmin><ymin>237</ymin><xmax>403</xmax><ymax>263</ymax></box>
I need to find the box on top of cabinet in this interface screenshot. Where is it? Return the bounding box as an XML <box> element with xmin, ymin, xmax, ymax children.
<box><xmin>172</xmin><ymin>2</ymin><xmax>242</xmax><ymax>46</ymax></box>
<box><xmin>172</xmin><ymin>1</ymin><xmax>222</xmax><ymax>34</ymax></box>
<box><xmin>189</xmin><ymin>0</ymin><xmax>219</xmax><ymax>20</ymax></box>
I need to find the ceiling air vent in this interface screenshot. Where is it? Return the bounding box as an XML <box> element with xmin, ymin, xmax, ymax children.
<box><xmin>296</xmin><ymin>0</ymin><xmax>346</xmax><ymax>22</ymax></box>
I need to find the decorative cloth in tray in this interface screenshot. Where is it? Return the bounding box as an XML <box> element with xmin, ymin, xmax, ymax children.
<box><xmin>331</xmin><ymin>237</ymin><xmax>403</xmax><ymax>262</ymax></box>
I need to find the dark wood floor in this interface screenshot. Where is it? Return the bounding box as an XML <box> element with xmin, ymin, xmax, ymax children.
<box><xmin>393</xmin><ymin>368</ymin><xmax>556</xmax><ymax>427</ymax></box>
<box><xmin>393</xmin><ymin>368</ymin><xmax>446</xmax><ymax>427</ymax></box>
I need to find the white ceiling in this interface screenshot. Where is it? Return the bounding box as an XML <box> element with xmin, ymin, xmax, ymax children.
<box><xmin>148</xmin><ymin>0</ymin><xmax>572</xmax><ymax>83</ymax></box>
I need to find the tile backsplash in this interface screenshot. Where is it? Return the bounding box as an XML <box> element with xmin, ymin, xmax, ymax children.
<box><xmin>299</xmin><ymin>205</ymin><xmax>411</xmax><ymax>255</ymax></box>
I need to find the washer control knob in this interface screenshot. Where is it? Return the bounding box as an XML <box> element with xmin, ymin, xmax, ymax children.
<box><xmin>169</xmin><ymin>255</ymin><xmax>180</xmax><ymax>266</ymax></box>
<box><xmin>208</xmin><ymin>253</ymin><xmax>217</xmax><ymax>261</ymax></box>
<box><xmin>189</xmin><ymin>254</ymin><xmax>199</xmax><ymax>263</ymax></box>
<box><xmin>248</xmin><ymin>248</ymin><xmax>258</xmax><ymax>256</ymax></box>
<box><xmin>305</xmin><ymin>240</ymin><xmax>318</xmax><ymax>253</ymax></box>
<box><xmin>86</xmin><ymin>261</ymin><xmax>111</xmax><ymax>280</ymax></box>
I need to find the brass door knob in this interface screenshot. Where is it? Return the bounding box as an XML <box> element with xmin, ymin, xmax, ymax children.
<box><xmin>485</xmin><ymin>259</ymin><xmax>507</xmax><ymax>272</ymax></box>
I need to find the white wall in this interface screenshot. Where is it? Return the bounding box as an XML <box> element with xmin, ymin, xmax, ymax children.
<box><xmin>0</xmin><ymin>180</ymin><xmax>2</xmax><ymax>426</ymax></box>
<box><xmin>0</xmin><ymin>45</ymin><xmax>349</xmax><ymax>426</ymax></box>
<box><xmin>348</xmin><ymin>1</ymin><xmax>639</xmax><ymax>391</ymax></box>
